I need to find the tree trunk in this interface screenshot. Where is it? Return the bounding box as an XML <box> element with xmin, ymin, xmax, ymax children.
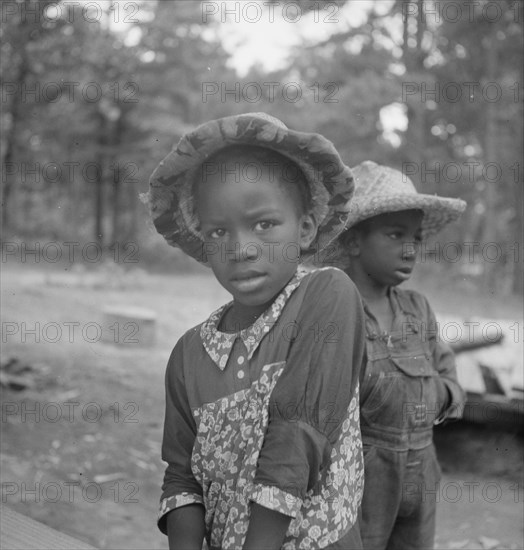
<box><xmin>481</xmin><ymin>32</ymin><xmax>498</xmax><ymax>292</ymax></box>
<box><xmin>94</xmin><ymin>112</ymin><xmax>107</xmax><ymax>246</ymax></box>
<box><xmin>1</xmin><ymin>28</ymin><xmax>29</xmax><ymax>236</ymax></box>
<box><xmin>512</xmin><ymin>163</ymin><xmax>523</xmax><ymax>294</ymax></box>
<box><xmin>402</xmin><ymin>0</ymin><xmax>426</xmax><ymax>186</ymax></box>
<box><xmin>2</xmin><ymin>110</ymin><xmax>20</xmax><ymax>235</ymax></box>
<box><xmin>111</xmin><ymin>112</ymin><xmax>125</xmax><ymax>244</ymax></box>
<box><xmin>512</xmin><ymin>43</ymin><xmax>524</xmax><ymax>295</ymax></box>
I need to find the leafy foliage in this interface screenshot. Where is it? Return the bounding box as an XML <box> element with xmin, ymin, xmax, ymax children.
<box><xmin>1</xmin><ymin>0</ymin><xmax>521</xmax><ymax>292</ymax></box>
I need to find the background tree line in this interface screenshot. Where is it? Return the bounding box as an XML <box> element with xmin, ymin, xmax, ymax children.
<box><xmin>1</xmin><ymin>0</ymin><xmax>522</xmax><ymax>294</ymax></box>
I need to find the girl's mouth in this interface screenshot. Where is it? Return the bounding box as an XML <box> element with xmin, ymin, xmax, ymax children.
<box><xmin>230</xmin><ymin>273</ymin><xmax>267</xmax><ymax>292</ymax></box>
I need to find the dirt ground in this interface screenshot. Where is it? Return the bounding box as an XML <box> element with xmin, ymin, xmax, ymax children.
<box><xmin>1</xmin><ymin>264</ymin><xmax>522</xmax><ymax>549</ymax></box>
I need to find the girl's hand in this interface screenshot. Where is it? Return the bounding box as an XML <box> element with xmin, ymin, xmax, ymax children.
<box><xmin>166</xmin><ymin>505</ymin><xmax>205</xmax><ymax>550</ymax></box>
<box><xmin>243</xmin><ymin>503</ymin><xmax>291</xmax><ymax>550</ymax></box>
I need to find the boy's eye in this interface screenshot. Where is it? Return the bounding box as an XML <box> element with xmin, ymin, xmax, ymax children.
<box><xmin>254</xmin><ymin>220</ymin><xmax>275</xmax><ymax>231</ymax></box>
<box><xmin>388</xmin><ymin>232</ymin><xmax>401</xmax><ymax>239</ymax></box>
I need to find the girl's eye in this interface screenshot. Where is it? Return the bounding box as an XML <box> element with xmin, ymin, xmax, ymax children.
<box><xmin>388</xmin><ymin>232</ymin><xmax>400</xmax><ymax>239</ymax></box>
<box><xmin>254</xmin><ymin>221</ymin><xmax>275</xmax><ymax>231</ymax></box>
<box><xmin>208</xmin><ymin>228</ymin><xmax>225</xmax><ymax>239</ymax></box>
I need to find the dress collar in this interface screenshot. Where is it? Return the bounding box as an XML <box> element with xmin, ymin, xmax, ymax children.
<box><xmin>201</xmin><ymin>267</ymin><xmax>308</xmax><ymax>370</ymax></box>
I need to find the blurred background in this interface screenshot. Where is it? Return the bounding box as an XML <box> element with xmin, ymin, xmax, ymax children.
<box><xmin>1</xmin><ymin>0</ymin><xmax>522</xmax><ymax>291</ymax></box>
<box><xmin>1</xmin><ymin>1</ymin><xmax>523</xmax><ymax>549</ymax></box>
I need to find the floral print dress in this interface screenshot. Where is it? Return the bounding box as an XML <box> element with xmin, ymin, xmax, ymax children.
<box><xmin>159</xmin><ymin>267</ymin><xmax>365</xmax><ymax>549</ymax></box>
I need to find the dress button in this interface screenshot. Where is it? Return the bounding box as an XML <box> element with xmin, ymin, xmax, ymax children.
<box><xmin>237</xmin><ymin>356</ymin><xmax>245</xmax><ymax>365</ymax></box>
<box><xmin>237</xmin><ymin>370</ymin><xmax>245</xmax><ymax>379</ymax></box>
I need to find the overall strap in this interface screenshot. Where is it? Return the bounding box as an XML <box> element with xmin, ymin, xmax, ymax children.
<box><xmin>361</xmin><ymin>303</ymin><xmax>380</xmax><ymax>338</ymax></box>
<box><xmin>390</xmin><ymin>287</ymin><xmax>421</xmax><ymax>319</ymax></box>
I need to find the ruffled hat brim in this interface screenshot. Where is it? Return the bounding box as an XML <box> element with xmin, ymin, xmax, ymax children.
<box><xmin>144</xmin><ymin>113</ymin><xmax>354</xmax><ymax>264</ymax></box>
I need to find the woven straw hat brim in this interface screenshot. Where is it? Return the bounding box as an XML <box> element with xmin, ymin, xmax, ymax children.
<box><xmin>307</xmin><ymin>159</ymin><xmax>467</xmax><ymax>270</ymax></box>
<box><xmin>145</xmin><ymin>113</ymin><xmax>354</xmax><ymax>264</ymax></box>
<box><xmin>310</xmin><ymin>193</ymin><xmax>466</xmax><ymax>270</ymax></box>
<box><xmin>347</xmin><ymin>193</ymin><xmax>467</xmax><ymax>237</ymax></box>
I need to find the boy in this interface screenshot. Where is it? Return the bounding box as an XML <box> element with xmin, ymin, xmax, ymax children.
<box><xmin>145</xmin><ymin>113</ymin><xmax>366</xmax><ymax>549</ymax></box>
<box><xmin>332</xmin><ymin>161</ymin><xmax>467</xmax><ymax>550</ymax></box>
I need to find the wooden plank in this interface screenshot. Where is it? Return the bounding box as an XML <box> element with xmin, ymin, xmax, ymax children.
<box><xmin>102</xmin><ymin>305</ymin><xmax>157</xmax><ymax>346</ymax></box>
<box><xmin>0</xmin><ymin>505</ymin><xmax>96</xmax><ymax>550</ymax></box>
<box><xmin>455</xmin><ymin>354</ymin><xmax>486</xmax><ymax>394</ymax></box>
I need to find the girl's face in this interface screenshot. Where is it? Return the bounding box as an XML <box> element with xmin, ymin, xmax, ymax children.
<box><xmin>347</xmin><ymin>210</ymin><xmax>423</xmax><ymax>290</ymax></box>
<box><xmin>196</xmin><ymin>165</ymin><xmax>316</xmax><ymax>311</ymax></box>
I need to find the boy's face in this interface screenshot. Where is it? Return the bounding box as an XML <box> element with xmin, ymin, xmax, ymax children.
<box><xmin>196</xmin><ymin>166</ymin><xmax>316</xmax><ymax>309</ymax></box>
<box><xmin>348</xmin><ymin>210</ymin><xmax>423</xmax><ymax>288</ymax></box>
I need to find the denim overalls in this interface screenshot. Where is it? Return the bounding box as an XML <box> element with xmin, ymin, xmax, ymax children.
<box><xmin>358</xmin><ymin>288</ymin><xmax>465</xmax><ymax>550</ymax></box>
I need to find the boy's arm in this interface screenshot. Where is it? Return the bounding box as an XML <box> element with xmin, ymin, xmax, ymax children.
<box><xmin>159</xmin><ymin>340</ymin><xmax>205</xmax><ymax>541</ymax></box>
<box><xmin>166</xmin><ymin>505</ymin><xmax>205</xmax><ymax>550</ymax></box>
<box><xmin>243</xmin><ymin>504</ymin><xmax>291</xmax><ymax>550</ymax></box>
<box><xmin>250</xmin><ymin>269</ymin><xmax>366</xmax><ymax>527</ymax></box>
<box><xmin>424</xmin><ymin>298</ymin><xmax>466</xmax><ymax>422</ymax></box>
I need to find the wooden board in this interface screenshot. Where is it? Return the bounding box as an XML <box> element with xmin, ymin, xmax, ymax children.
<box><xmin>102</xmin><ymin>305</ymin><xmax>157</xmax><ymax>346</ymax></box>
<box><xmin>0</xmin><ymin>505</ymin><xmax>96</xmax><ymax>550</ymax></box>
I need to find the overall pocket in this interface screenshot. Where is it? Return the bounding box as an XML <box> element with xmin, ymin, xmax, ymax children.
<box><xmin>361</xmin><ymin>350</ymin><xmax>439</xmax><ymax>430</ymax></box>
<box><xmin>391</xmin><ymin>354</ymin><xmax>440</xmax><ymax>428</ymax></box>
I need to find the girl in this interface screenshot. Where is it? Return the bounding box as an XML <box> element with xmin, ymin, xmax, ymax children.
<box><xmin>145</xmin><ymin>113</ymin><xmax>366</xmax><ymax>549</ymax></box>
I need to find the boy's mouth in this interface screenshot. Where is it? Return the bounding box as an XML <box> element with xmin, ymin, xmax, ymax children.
<box><xmin>394</xmin><ymin>266</ymin><xmax>413</xmax><ymax>279</ymax></box>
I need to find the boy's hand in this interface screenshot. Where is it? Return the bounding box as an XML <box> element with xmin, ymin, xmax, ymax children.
<box><xmin>243</xmin><ymin>503</ymin><xmax>291</xmax><ymax>550</ymax></box>
<box><xmin>434</xmin><ymin>377</ymin><xmax>453</xmax><ymax>423</ymax></box>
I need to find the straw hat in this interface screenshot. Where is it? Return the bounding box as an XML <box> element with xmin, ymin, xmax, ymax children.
<box><xmin>346</xmin><ymin>161</ymin><xmax>466</xmax><ymax>233</ymax></box>
<box><xmin>143</xmin><ymin>112</ymin><xmax>355</xmax><ymax>264</ymax></box>
<box><xmin>311</xmin><ymin>161</ymin><xmax>466</xmax><ymax>269</ymax></box>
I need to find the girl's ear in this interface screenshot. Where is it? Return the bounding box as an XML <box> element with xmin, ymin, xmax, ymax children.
<box><xmin>340</xmin><ymin>228</ymin><xmax>361</xmax><ymax>257</ymax></box>
<box><xmin>298</xmin><ymin>213</ymin><xmax>318</xmax><ymax>251</ymax></box>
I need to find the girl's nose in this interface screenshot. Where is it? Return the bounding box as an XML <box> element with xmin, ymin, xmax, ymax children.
<box><xmin>227</xmin><ymin>232</ymin><xmax>259</xmax><ymax>262</ymax></box>
<box><xmin>242</xmin><ymin>242</ymin><xmax>260</xmax><ymax>261</ymax></box>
